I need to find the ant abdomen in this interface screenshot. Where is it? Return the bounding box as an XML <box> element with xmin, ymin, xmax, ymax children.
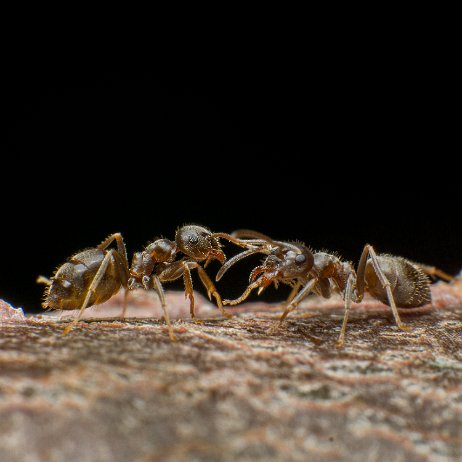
<box><xmin>43</xmin><ymin>248</ymin><xmax>121</xmax><ymax>310</ymax></box>
<box><xmin>364</xmin><ymin>255</ymin><xmax>431</xmax><ymax>308</ymax></box>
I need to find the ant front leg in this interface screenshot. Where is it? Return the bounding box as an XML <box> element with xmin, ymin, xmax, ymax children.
<box><xmin>150</xmin><ymin>275</ymin><xmax>177</xmax><ymax>342</ymax></box>
<box><xmin>158</xmin><ymin>260</ymin><xmax>231</xmax><ymax>321</ymax></box>
<box><xmin>222</xmin><ymin>281</ymin><xmax>261</xmax><ymax>306</ymax></box>
<box><xmin>272</xmin><ymin>278</ymin><xmax>318</xmax><ymax>332</ymax></box>
<box><xmin>182</xmin><ymin>262</ymin><xmax>197</xmax><ymax>320</ymax></box>
<box><xmin>286</xmin><ymin>282</ymin><xmax>302</xmax><ymax>304</ymax></box>
<box><xmin>187</xmin><ymin>262</ymin><xmax>232</xmax><ymax>319</ymax></box>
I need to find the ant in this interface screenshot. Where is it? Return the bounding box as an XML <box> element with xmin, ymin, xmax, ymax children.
<box><xmin>39</xmin><ymin>226</ymin><xmax>250</xmax><ymax>341</ymax></box>
<box><xmin>216</xmin><ymin>230</ymin><xmax>453</xmax><ymax>347</ymax></box>
<box><xmin>125</xmin><ymin>225</ymin><xmax>255</xmax><ymax>339</ymax></box>
<box><xmin>38</xmin><ymin>233</ymin><xmax>130</xmax><ymax>335</ymax></box>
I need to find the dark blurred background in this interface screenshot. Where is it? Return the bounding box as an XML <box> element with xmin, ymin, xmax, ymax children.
<box><xmin>1</xmin><ymin>56</ymin><xmax>459</xmax><ymax>314</ymax></box>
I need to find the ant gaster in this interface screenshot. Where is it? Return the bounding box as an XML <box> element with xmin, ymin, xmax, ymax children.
<box><xmin>217</xmin><ymin>230</ymin><xmax>451</xmax><ymax>347</ymax></box>
<box><xmin>39</xmin><ymin>233</ymin><xmax>129</xmax><ymax>335</ymax></box>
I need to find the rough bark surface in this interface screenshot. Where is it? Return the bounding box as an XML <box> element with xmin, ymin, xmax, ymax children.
<box><xmin>1</xmin><ymin>282</ymin><xmax>462</xmax><ymax>462</ymax></box>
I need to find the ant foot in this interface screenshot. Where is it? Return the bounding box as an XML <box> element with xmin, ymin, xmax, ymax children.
<box><xmin>269</xmin><ymin>322</ymin><xmax>282</xmax><ymax>335</ymax></box>
<box><xmin>63</xmin><ymin>324</ymin><xmax>74</xmax><ymax>335</ymax></box>
<box><xmin>221</xmin><ymin>309</ymin><xmax>233</xmax><ymax>319</ymax></box>
<box><xmin>168</xmin><ymin>330</ymin><xmax>178</xmax><ymax>342</ymax></box>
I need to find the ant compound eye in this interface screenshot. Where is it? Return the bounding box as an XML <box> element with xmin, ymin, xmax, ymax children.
<box><xmin>189</xmin><ymin>235</ymin><xmax>199</xmax><ymax>245</ymax></box>
<box><xmin>61</xmin><ymin>279</ymin><xmax>72</xmax><ymax>289</ymax></box>
<box><xmin>295</xmin><ymin>254</ymin><xmax>306</xmax><ymax>265</ymax></box>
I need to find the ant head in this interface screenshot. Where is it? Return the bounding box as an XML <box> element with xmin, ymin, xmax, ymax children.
<box><xmin>175</xmin><ymin>225</ymin><xmax>222</xmax><ymax>262</ymax></box>
<box><xmin>277</xmin><ymin>242</ymin><xmax>314</xmax><ymax>278</ymax></box>
<box><xmin>252</xmin><ymin>243</ymin><xmax>314</xmax><ymax>283</ymax></box>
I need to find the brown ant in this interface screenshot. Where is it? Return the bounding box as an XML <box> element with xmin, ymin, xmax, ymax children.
<box><xmin>38</xmin><ymin>233</ymin><xmax>130</xmax><ymax>335</ymax></box>
<box><xmin>38</xmin><ymin>226</ymin><xmax>250</xmax><ymax>341</ymax></box>
<box><xmin>217</xmin><ymin>230</ymin><xmax>452</xmax><ymax>347</ymax></box>
<box><xmin>127</xmin><ymin>224</ymin><xmax>255</xmax><ymax>338</ymax></box>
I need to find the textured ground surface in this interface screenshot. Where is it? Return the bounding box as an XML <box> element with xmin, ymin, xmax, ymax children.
<box><xmin>1</xmin><ymin>282</ymin><xmax>462</xmax><ymax>462</ymax></box>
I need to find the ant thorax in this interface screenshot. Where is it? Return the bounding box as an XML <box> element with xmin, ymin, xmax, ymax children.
<box><xmin>128</xmin><ymin>239</ymin><xmax>178</xmax><ymax>289</ymax></box>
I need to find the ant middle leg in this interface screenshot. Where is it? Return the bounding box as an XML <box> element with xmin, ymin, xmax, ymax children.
<box><xmin>190</xmin><ymin>262</ymin><xmax>232</xmax><ymax>319</ymax></box>
<box><xmin>275</xmin><ymin>278</ymin><xmax>318</xmax><ymax>329</ymax></box>
<box><xmin>336</xmin><ymin>273</ymin><xmax>356</xmax><ymax>348</ymax></box>
<box><xmin>150</xmin><ymin>275</ymin><xmax>177</xmax><ymax>341</ymax></box>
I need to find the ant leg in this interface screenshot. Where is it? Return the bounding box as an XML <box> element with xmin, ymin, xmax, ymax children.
<box><xmin>181</xmin><ymin>263</ymin><xmax>197</xmax><ymax>320</ymax></box>
<box><xmin>98</xmin><ymin>233</ymin><xmax>130</xmax><ymax>283</ymax></box>
<box><xmin>358</xmin><ymin>244</ymin><xmax>407</xmax><ymax>331</ymax></box>
<box><xmin>151</xmin><ymin>275</ymin><xmax>177</xmax><ymax>342</ymax></box>
<box><xmin>156</xmin><ymin>261</ymin><xmax>199</xmax><ymax>321</ymax></box>
<box><xmin>267</xmin><ymin>281</ymin><xmax>303</xmax><ymax>334</ymax></box>
<box><xmin>286</xmin><ymin>282</ymin><xmax>302</xmax><ymax>304</ymax></box>
<box><xmin>223</xmin><ymin>281</ymin><xmax>261</xmax><ymax>306</ymax></box>
<box><xmin>120</xmin><ymin>289</ymin><xmax>129</xmax><ymax>319</ymax></box>
<box><xmin>63</xmin><ymin>249</ymin><xmax>116</xmax><ymax>334</ymax></box>
<box><xmin>275</xmin><ymin>278</ymin><xmax>318</xmax><ymax>329</ymax></box>
<box><xmin>416</xmin><ymin>264</ymin><xmax>453</xmax><ymax>282</ymax></box>
<box><xmin>111</xmin><ymin>251</ymin><xmax>130</xmax><ymax>319</ymax></box>
<box><xmin>98</xmin><ymin>233</ymin><xmax>127</xmax><ymax>257</ymax></box>
<box><xmin>336</xmin><ymin>273</ymin><xmax>355</xmax><ymax>348</ymax></box>
<box><xmin>189</xmin><ymin>262</ymin><xmax>232</xmax><ymax>319</ymax></box>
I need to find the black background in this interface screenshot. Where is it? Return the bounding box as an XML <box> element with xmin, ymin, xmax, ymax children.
<box><xmin>1</xmin><ymin>55</ymin><xmax>460</xmax><ymax>314</ymax></box>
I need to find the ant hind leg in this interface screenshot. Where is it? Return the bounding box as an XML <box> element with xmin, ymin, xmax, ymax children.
<box><xmin>63</xmin><ymin>249</ymin><xmax>116</xmax><ymax>334</ymax></box>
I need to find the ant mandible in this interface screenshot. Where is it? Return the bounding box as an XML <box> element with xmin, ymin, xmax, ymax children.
<box><xmin>217</xmin><ymin>230</ymin><xmax>452</xmax><ymax>347</ymax></box>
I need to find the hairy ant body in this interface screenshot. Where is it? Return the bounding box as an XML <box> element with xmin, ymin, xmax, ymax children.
<box><xmin>39</xmin><ymin>226</ymin><xmax>248</xmax><ymax>341</ymax></box>
<box><xmin>217</xmin><ymin>230</ymin><xmax>451</xmax><ymax>347</ymax></box>
<box><xmin>39</xmin><ymin>233</ymin><xmax>130</xmax><ymax>335</ymax></box>
<box><xmin>127</xmin><ymin>225</ymin><xmax>254</xmax><ymax>339</ymax></box>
